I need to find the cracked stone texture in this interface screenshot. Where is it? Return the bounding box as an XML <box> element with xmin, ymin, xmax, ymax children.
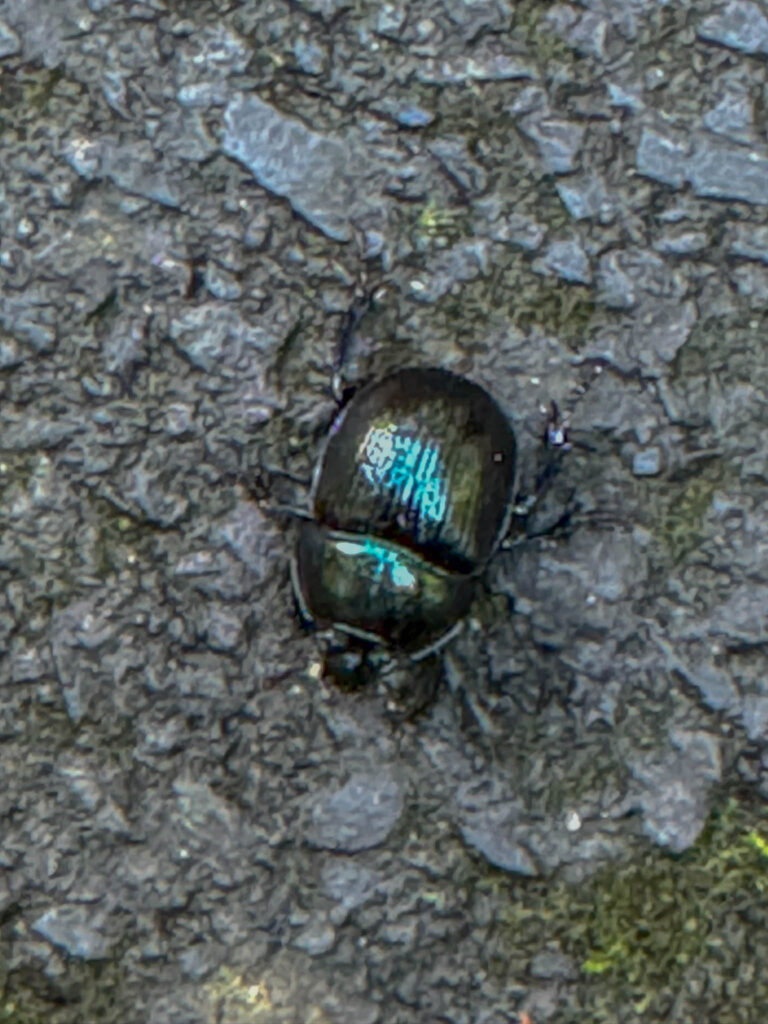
<box><xmin>1</xmin><ymin>0</ymin><xmax>767</xmax><ymax>1022</ymax></box>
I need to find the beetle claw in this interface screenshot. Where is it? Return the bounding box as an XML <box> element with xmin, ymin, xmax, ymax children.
<box><xmin>544</xmin><ymin>399</ymin><xmax>571</xmax><ymax>452</ymax></box>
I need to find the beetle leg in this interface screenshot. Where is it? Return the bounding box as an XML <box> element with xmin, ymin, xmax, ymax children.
<box><xmin>506</xmin><ymin>397</ymin><xmax>583</xmax><ymax>543</ymax></box>
<box><xmin>333</xmin><ymin>286</ymin><xmax>372</xmax><ymax>400</ymax></box>
<box><xmin>245</xmin><ymin>457</ymin><xmax>313</xmax><ymax>526</ymax></box>
<box><xmin>543</xmin><ymin>399</ymin><xmax>571</xmax><ymax>452</ymax></box>
<box><xmin>323</xmin><ymin>637</ymin><xmax>377</xmax><ymax>691</ymax></box>
<box><xmin>332</xmin><ymin>281</ymin><xmax>390</xmax><ymax>402</ymax></box>
<box><xmin>378</xmin><ymin>653</ymin><xmax>443</xmax><ymax>720</ymax></box>
<box><xmin>510</xmin><ymin>471</ymin><xmax>574</xmax><ymax>543</ymax></box>
<box><xmin>259</xmin><ymin>503</ymin><xmax>314</xmax><ymax>522</ymax></box>
<box><xmin>442</xmin><ymin>649</ymin><xmax>501</xmax><ymax>735</ymax></box>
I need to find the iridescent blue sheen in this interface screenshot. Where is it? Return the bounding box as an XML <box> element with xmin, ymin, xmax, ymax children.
<box><xmin>358</xmin><ymin>424</ymin><xmax>448</xmax><ymax>526</ymax></box>
<box><xmin>336</xmin><ymin>536</ymin><xmax>418</xmax><ymax>590</ymax></box>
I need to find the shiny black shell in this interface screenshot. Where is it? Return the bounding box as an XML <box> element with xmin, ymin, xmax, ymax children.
<box><xmin>294</xmin><ymin>368</ymin><xmax>517</xmax><ymax>653</ymax></box>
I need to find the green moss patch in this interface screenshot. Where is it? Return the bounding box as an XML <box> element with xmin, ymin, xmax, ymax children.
<box><xmin>490</xmin><ymin>796</ymin><xmax>768</xmax><ymax>1021</ymax></box>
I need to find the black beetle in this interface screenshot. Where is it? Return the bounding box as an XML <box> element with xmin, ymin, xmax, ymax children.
<box><xmin>291</xmin><ymin>367</ymin><xmax>520</xmax><ymax>684</ymax></box>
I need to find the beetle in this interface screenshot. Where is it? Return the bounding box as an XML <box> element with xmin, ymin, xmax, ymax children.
<box><xmin>289</xmin><ymin>365</ymin><xmax>539</xmax><ymax>702</ymax></box>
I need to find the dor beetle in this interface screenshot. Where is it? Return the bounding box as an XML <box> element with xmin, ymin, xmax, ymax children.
<box><xmin>291</xmin><ymin>367</ymin><xmax>519</xmax><ymax>679</ymax></box>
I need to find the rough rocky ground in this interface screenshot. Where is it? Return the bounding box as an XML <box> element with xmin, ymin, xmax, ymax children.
<box><xmin>1</xmin><ymin>1</ymin><xmax>767</xmax><ymax>1022</ymax></box>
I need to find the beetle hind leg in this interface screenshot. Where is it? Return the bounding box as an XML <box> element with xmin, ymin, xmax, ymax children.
<box><xmin>377</xmin><ymin>653</ymin><xmax>443</xmax><ymax>720</ymax></box>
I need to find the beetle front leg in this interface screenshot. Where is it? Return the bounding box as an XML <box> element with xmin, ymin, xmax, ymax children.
<box><xmin>508</xmin><ymin>402</ymin><xmax>578</xmax><ymax>543</ymax></box>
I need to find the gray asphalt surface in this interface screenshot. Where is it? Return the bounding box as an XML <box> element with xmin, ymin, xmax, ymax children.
<box><xmin>1</xmin><ymin>1</ymin><xmax>767</xmax><ymax>1021</ymax></box>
